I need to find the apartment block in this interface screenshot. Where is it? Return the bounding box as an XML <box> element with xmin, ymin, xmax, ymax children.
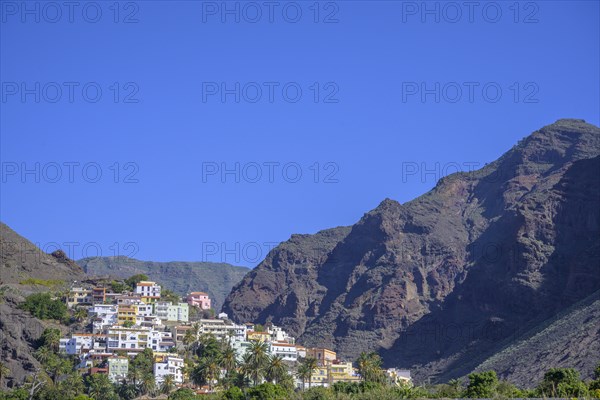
<box><xmin>154</xmin><ymin>356</ymin><xmax>184</xmax><ymax>384</ymax></box>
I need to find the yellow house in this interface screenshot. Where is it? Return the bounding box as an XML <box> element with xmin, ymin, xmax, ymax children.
<box><xmin>330</xmin><ymin>361</ymin><xmax>360</xmax><ymax>383</ymax></box>
<box><xmin>306</xmin><ymin>347</ymin><xmax>337</xmax><ymax>366</ymax></box>
<box><xmin>305</xmin><ymin>361</ymin><xmax>359</xmax><ymax>387</ymax></box>
<box><xmin>247</xmin><ymin>331</ymin><xmax>271</xmax><ymax>343</ymax></box>
<box><xmin>67</xmin><ymin>287</ymin><xmax>92</xmax><ymax>308</ymax></box>
<box><xmin>117</xmin><ymin>305</ymin><xmax>136</xmax><ymax>325</ymax></box>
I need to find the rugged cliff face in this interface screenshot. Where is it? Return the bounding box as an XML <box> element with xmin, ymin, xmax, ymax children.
<box><xmin>223</xmin><ymin>119</ymin><xmax>600</xmax><ymax>383</ymax></box>
<box><xmin>0</xmin><ymin>223</ymin><xmax>86</xmax><ymax>387</ymax></box>
<box><xmin>78</xmin><ymin>257</ymin><xmax>249</xmax><ymax>312</ymax></box>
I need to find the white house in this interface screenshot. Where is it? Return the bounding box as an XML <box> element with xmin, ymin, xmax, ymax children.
<box><xmin>154</xmin><ymin>356</ymin><xmax>184</xmax><ymax>384</ymax></box>
<box><xmin>59</xmin><ymin>334</ymin><xmax>96</xmax><ymax>355</ymax></box>
<box><xmin>90</xmin><ymin>305</ymin><xmax>118</xmax><ymax>333</ymax></box>
<box><xmin>107</xmin><ymin>325</ymin><xmax>154</xmax><ymax>352</ymax></box>
<box><xmin>270</xmin><ymin>342</ymin><xmax>298</xmax><ymax>362</ymax></box>
<box><xmin>268</xmin><ymin>325</ymin><xmax>294</xmax><ymax>343</ymax></box>
<box><xmin>135</xmin><ymin>281</ymin><xmax>161</xmax><ymax>301</ymax></box>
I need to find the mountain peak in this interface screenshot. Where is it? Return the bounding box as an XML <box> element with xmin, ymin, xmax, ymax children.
<box><xmin>223</xmin><ymin>120</ymin><xmax>600</xmax><ymax>384</ymax></box>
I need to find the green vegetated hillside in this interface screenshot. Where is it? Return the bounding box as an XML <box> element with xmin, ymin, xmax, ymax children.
<box><xmin>78</xmin><ymin>256</ymin><xmax>250</xmax><ymax>311</ymax></box>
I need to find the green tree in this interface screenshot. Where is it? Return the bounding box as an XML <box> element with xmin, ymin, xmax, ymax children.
<box><xmin>160</xmin><ymin>374</ymin><xmax>176</xmax><ymax>394</ymax></box>
<box><xmin>21</xmin><ymin>293</ymin><xmax>68</xmax><ymax>321</ymax></box>
<box><xmin>220</xmin><ymin>345</ymin><xmax>238</xmax><ymax>388</ymax></box>
<box><xmin>297</xmin><ymin>364</ymin><xmax>311</xmax><ymax>391</ymax></box>
<box><xmin>265</xmin><ymin>355</ymin><xmax>288</xmax><ymax>385</ymax></box>
<box><xmin>73</xmin><ymin>307</ymin><xmax>88</xmax><ymax>323</ymax></box>
<box><xmin>116</xmin><ymin>380</ymin><xmax>137</xmax><ymax>400</ymax></box>
<box><xmin>124</xmin><ymin>274</ymin><xmax>149</xmax><ymax>290</ymax></box>
<box><xmin>244</xmin><ymin>341</ymin><xmax>270</xmax><ymax>386</ymax></box>
<box><xmin>298</xmin><ymin>357</ymin><xmax>318</xmax><ymax>389</ymax></box>
<box><xmin>356</xmin><ymin>352</ymin><xmax>385</xmax><ymax>383</ymax></box>
<box><xmin>140</xmin><ymin>372</ymin><xmax>156</xmax><ymax>396</ymax></box>
<box><xmin>44</xmin><ymin>355</ymin><xmax>73</xmax><ymax>384</ymax></box>
<box><xmin>245</xmin><ymin>382</ymin><xmax>289</xmax><ymax>400</ymax></box>
<box><xmin>168</xmin><ymin>388</ymin><xmax>197</xmax><ymax>400</ymax></box>
<box><xmin>182</xmin><ymin>325</ymin><xmax>199</xmax><ymax>357</ymax></box>
<box><xmin>110</xmin><ymin>281</ymin><xmax>128</xmax><ymax>294</ymax></box>
<box><xmin>40</xmin><ymin>328</ymin><xmax>61</xmax><ymax>352</ymax></box>
<box><xmin>0</xmin><ymin>360</ymin><xmax>10</xmax><ymax>387</ymax></box>
<box><xmin>466</xmin><ymin>370</ymin><xmax>498</xmax><ymax>398</ymax></box>
<box><xmin>537</xmin><ymin>368</ymin><xmax>588</xmax><ymax>397</ymax></box>
<box><xmin>85</xmin><ymin>373</ymin><xmax>115</xmax><ymax>400</ymax></box>
<box><xmin>195</xmin><ymin>333</ymin><xmax>221</xmax><ymax>359</ymax></box>
<box><xmin>221</xmin><ymin>386</ymin><xmax>244</xmax><ymax>400</ymax></box>
<box><xmin>194</xmin><ymin>357</ymin><xmax>221</xmax><ymax>390</ymax></box>
<box><xmin>34</xmin><ymin>346</ymin><xmax>53</xmax><ymax>364</ymax></box>
<box><xmin>161</xmin><ymin>288</ymin><xmax>182</xmax><ymax>303</ymax></box>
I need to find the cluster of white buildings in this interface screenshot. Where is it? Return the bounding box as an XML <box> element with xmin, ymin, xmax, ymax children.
<box><xmin>60</xmin><ymin>281</ymin><xmax>212</xmax><ymax>384</ymax></box>
<box><xmin>60</xmin><ymin>280</ymin><xmax>410</xmax><ymax>389</ymax></box>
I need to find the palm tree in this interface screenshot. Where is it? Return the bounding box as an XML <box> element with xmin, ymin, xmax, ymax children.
<box><xmin>41</xmin><ymin>328</ymin><xmax>61</xmax><ymax>352</ymax></box>
<box><xmin>197</xmin><ymin>357</ymin><xmax>221</xmax><ymax>390</ymax></box>
<box><xmin>265</xmin><ymin>355</ymin><xmax>288</xmax><ymax>385</ymax></box>
<box><xmin>86</xmin><ymin>373</ymin><xmax>114</xmax><ymax>399</ymax></box>
<box><xmin>245</xmin><ymin>341</ymin><xmax>269</xmax><ymax>386</ymax></box>
<box><xmin>160</xmin><ymin>374</ymin><xmax>176</xmax><ymax>394</ymax></box>
<box><xmin>297</xmin><ymin>364</ymin><xmax>311</xmax><ymax>391</ymax></box>
<box><xmin>140</xmin><ymin>372</ymin><xmax>155</xmax><ymax>396</ymax></box>
<box><xmin>356</xmin><ymin>352</ymin><xmax>383</xmax><ymax>383</ymax></box>
<box><xmin>34</xmin><ymin>346</ymin><xmax>53</xmax><ymax>364</ymax></box>
<box><xmin>0</xmin><ymin>360</ymin><xmax>10</xmax><ymax>387</ymax></box>
<box><xmin>299</xmin><ymin>357</ymin><xmax>318</xmax><ymax>389</ymax></box>
<box><xmin>126</xmin><ymin>364</ymin><xmax>144</xmax><ymax>387</ymax></box>
<box><xmin>220</xmin><ymin>345</ymin><xmax>238</xmax><ymax>387</ymax></box>
<box><xmin>73</xmin><ymin>307</ymin><xmax>87</xmax><ymax>322</ymax></box>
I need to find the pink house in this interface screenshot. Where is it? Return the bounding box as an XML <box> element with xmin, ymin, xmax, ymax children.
<box><xmin>187</xmin><ymin>292</ymin><xmax>211</xmax><ymax>310</ymax></box>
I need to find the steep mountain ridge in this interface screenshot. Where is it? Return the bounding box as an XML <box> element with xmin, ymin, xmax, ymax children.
<box><xmin>223</xmin><ymin>119</ymin><xmax>600</xmax><ymax>383</ymax></box>
<box><xmin>0</xmin><ymin>223</ymin><xmax>86</xmax><ymax>386</ymax></box>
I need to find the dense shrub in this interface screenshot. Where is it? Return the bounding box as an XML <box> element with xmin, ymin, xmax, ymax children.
<box><xmin>20</xmin><ymin>292</ymin><xmax>68</xmax><ymax>321</ymax></box>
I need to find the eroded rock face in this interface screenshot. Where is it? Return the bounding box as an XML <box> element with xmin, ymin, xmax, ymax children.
<box><xmin>0</xmin><ymin>223</ymin><xmax>86</xmax><ymax>387</ymax></box>
<box><xmin>223</xmin><ymin>119</ymin><xmax>600</xmax><ymax>383</ymax></box>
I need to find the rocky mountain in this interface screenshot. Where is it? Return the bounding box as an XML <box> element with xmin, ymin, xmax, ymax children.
<box><xmin>78</xmin><ymin>256</ymin><xmax>249</xmax><ymax>311</ymax></box>
<box><xmin>223</xmin><ymin>119</ymin><xmax>600</xmax><ymax>384</ymax></box>
<box><xmin>472</xmin><ymin>289</ymin><xmax>600</xmax><ymax>387</ymax></box>
<box><xmin>0</xmin><ymin>222</ymin><xmax>86</xmax><ymax>386</ymax></box>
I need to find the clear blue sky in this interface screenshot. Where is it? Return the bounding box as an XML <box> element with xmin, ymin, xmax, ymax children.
<box><xmin>1</xmin><ymin>1</ymin><xmax>599</xmax><ymax>267</ymax></box>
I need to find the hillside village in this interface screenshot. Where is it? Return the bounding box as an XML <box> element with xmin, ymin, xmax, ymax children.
<box><xmin>57</xmin><ymin>275</ymin><xmax>411</xmax><ymax>395</ymax></box>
